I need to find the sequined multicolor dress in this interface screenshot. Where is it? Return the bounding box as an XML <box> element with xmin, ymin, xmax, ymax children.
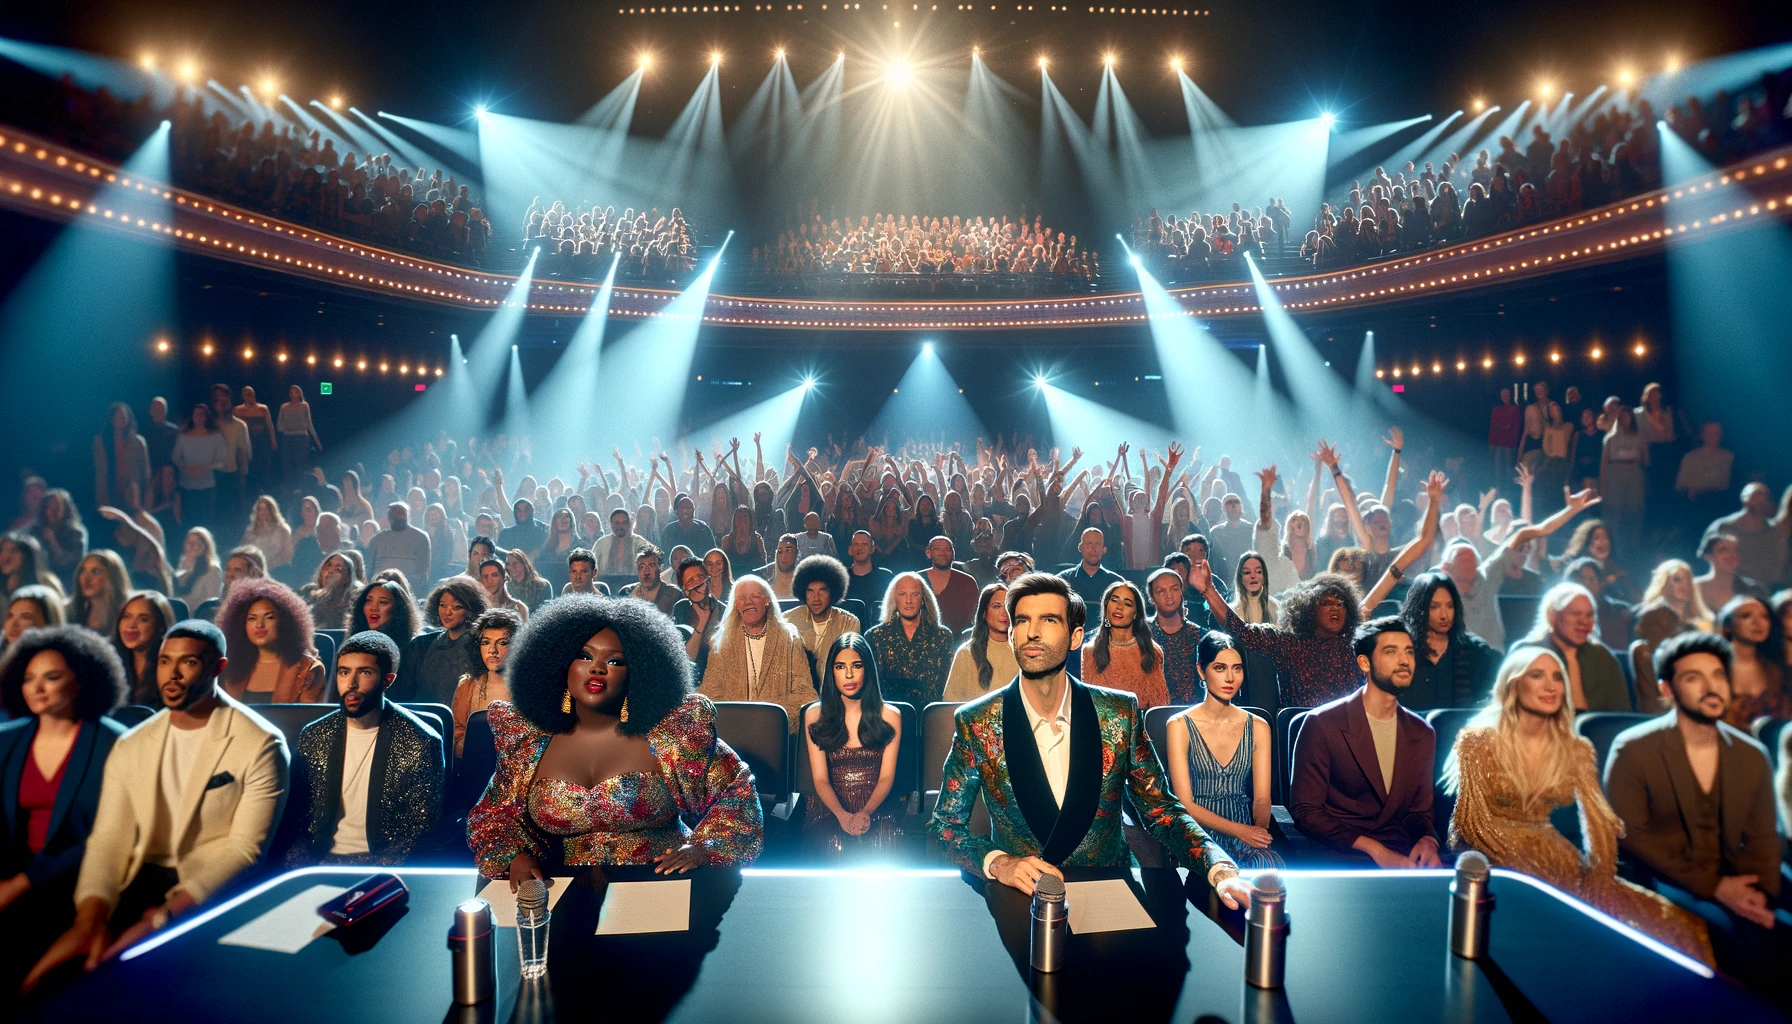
<box><xmin>1448</xmin><ymin>727</ymin><xmax>1714</xmax><ymax>966</ymax></box>
<box><xmin>803</xmin><ymin>744</ymin><xmax>902</xmax><ymax>859</ymax></box>
<box><xmin>467</xmin><ymin>694</ymin><xmax>763</xmax><ymax>875</ymax></box>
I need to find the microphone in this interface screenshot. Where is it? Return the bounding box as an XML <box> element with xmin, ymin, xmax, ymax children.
<box><xmin>1449</xmin><ymin>850</ymin><xmax>1495</xmax><ymax>959</ymax></box>
<box><xmin>1244</xmin><ymin>870</ymin><xmax>1290</xmax><ymax>989</ymax></box>
<box><xmin>1029</xmin><ymin>873</ymin><xmax>1068</xmax><ymax>973</ymax></box>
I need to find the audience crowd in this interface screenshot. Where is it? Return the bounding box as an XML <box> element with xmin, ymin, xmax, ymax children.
<box><xmin>1139</xmin><ymin>62</ymin><xmax>1792</xmax><ymax>280</ymax></box>
<box><xmin>749</xmin><ymin>210</ymin><xmax>1100</xmax><ymax>296</ymax></box>
<box><xmin>522</xmin><ymin>197</ymin><xmax>697</xmax><ymax>282</ymax></box>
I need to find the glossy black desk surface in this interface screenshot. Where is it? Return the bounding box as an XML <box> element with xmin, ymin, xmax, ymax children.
<box><xmin>23</xmin><ymin>865</ymin><xmax>1778</xmax><ymax>1023</ymax></box>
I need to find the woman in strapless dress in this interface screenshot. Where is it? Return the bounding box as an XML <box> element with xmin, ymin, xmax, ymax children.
<box><xmin>802</xmin><ymin>632</ymin><xmax>904</xmax><ymax>860</ymax></box>
<box><xmin>468</xmin><ymin>595</ymin><xmax>763</xmax><ymax>886</ymax></box>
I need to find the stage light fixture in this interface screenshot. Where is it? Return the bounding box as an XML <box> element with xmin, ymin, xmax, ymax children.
<box><xmin>639</xmin><ymin>53</ymin><xmax>654</xmax><ymax>70</ymax></box>
<box><xmin>1590</xmin><ymin>346</ymin><xmax>1603</xmax><ymax>360</ymax></box>
<box><xmin>1103</xmin><ymin>53</ymin><xmax>1116</xmax><ymax>67</ymax></box>
<box><xmin>1033</xmin><ymin>374</ymin><xmax>1048</xmax><ymax>389</ymax></box>
<box><xmin>155</xmin><ymin>338</ymin><xmax>169</xmax><ymax>353</ymax></box>
<box><xmin>306</xmin><ymin>354</ymin><xmax>317</xmax><ymax>365</ymax></box>
<box><xmin>277</xmin><ymin>352</ymin><xmax>288</xmax><ymax>363</ymax></box>
<box><xmin>972</xmin><ymin>46</ymin><xmax>981</xmax><ymax>57</ymax></box>
<box><xmin>1318</xmin><ymin>111</ymin><xmax>1335</xmax><ymax>128</ymax></box>
<box><xmin>1038</xmin><ymin>55</ymin><xmax>1048</xmax><ymax>69</ymax></box>
<box><xmin>473</xmin><ymin>105</ymin><xmax>487</xmax><ymax>118</ymax></box>
<box><xmin>710</xmin><ymin>50</ymin><xmax>724</xmax><ymax>66</ymax></box>
<box><xmin>801</xmin><ymin>377</ymin><xmax>815</xmax><ymax>391</ymax></box>
<box><xmin>1471</xmin><ymin>97</ymin><xmax>1485</xmax><ymax>112</ymax></box>
<box><xmin>886</xmin><ymin>61</ymin><xmax>912</xmax><ymax>88</ymax></box>
<box><xmin>775</xmin><ymin>48</ymin><xmax>786</xmax><ymax>60</ymax></box>
<box><xmin>140</xmin><ymin>53</ymin><xmax>156</xmax><ymax>71</ymax></box>
<box><xmin>1616</xmin><ymin>67</ymin><xmax>1634</xmax><ymax>87</ymax></box>
<box><xmin>1633</xmin><ymin>342</ymin><xmax>1646</xmax><ymax>356</ymax></box>
<box><xmin>177</xmin><ymin>59</ymin><xmax>198</xmax><ymax>83</ymax></box>
<box><xmin>922</xmin><ymin>341</ymin><xmax>934</xmax><ymax>354</ymax></box>
<box><xmin>329</xmin><ymin>95</ymin><xmax>344</xmax><ymax>109</ymax></box>
<box><xmin>260</xmin><ymin>77</ymin><xmax>277</xmax><ymax>98</ymax></box>
<box><xmin>1664</xmin><ymin>53</ymin><xmax>1681</xmax><ymax>73</ymax></box>
<box><xmin>1538</xmin><ymin>80</ymin><xmax>1554</xmax><ymax>99</ymax></box>
<box><xmin>1169</xmin><ymin>56</ymin><xmax>1182</xmax><ymax>70</ymax></box>
<box><xmin>201</xmin><ymin>343</ymin><xmax>214</xmax><ymax>356</ymax></box>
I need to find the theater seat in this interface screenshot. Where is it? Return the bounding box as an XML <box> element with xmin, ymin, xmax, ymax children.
<box><xmin>712</xmin><ymin>701</ymin><xmax>797</xmax><ymax>826</ymax></box>
<box><xmin>105</xmin><ymin>704</ymin><xmax>157</xmax><ymax>729</ymax></box>
<box><xmin>1754</xmin><ymin>717</ymin><xmax>1791</xmax><ymax>775</ymax></box>
<box><xmin>917</xmin><ymin>701</ymin><xmax>989</xmax><ymax>858</ymax></box>
<box><xmin>1425</xmin><ymin>708</ymin><xmax>1481</xmax><ymax>843</ymax></box>
<box><xmin>451</xmin><ymin>710</ymin><xmax>496</xmax><ymax>823</ymax></box>
<box><xmin>1575</xmin><ymin>712</ymin><xmax>1653</xmax><ymax>775</ymax></box>
<box><xmin>397</xmin><ymin>701</ymin><xmax>454</xmax><ymax>777</ymax></box>
<box><xmin>1143</xmin><ymin>705</ymin><xmax>1191</xmax><ymax>767</ymax></box>
<box><xmin>312</xmin><ymin>631</ymin><xmax>338</xmax><ymax>686</ymax></box>
<box><xmin>168</xmin><ymin>598</ymin><xmax>190</xmax><ymax>622</ymax></box>
<box><xmin>1275</xmin><ymin>706</ymin><xmax>1314</xmax><ymax>802</ymax></box>
<box><xmin>793</xmin><ymin>700</ymin><xmax>920</xmax><ymax>826</ymax></box>
<box><xmin>254</xmin><ymin>703</ymin><xmax>337</xmax><ymax>755</ymax></box>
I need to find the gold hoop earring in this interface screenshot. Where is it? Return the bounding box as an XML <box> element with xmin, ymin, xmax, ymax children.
<box><xmin>619</xmin><ymin>696</ymin><xmax>630</xmax><ymax>723</ymax></box>
<box><xmin>562</xmin><ymin>688</ymin><xmax>573</xmax><ymax>714</ymax></box>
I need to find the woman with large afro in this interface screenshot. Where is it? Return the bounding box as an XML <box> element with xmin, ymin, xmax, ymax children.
<box><xmin>467</xmin><ymin>594</ymin><xmax>762</xmax><ymax>887</ymax></box>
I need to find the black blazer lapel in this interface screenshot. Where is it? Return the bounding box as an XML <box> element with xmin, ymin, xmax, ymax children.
<box><xmin>365</xmin><ymin>705</ymin><xmax>397</xmax><ymax>856</ymax></box>
<box><xmin>1</xmin><ymin>721</ymin><xmax>32</xmax><ymax>845</ymax></box>
<box><xmin>43</xmin><ymin>720</ymin><xmax>99</xmax><ymax>847</ymax></box>
<box><xmin>1000</xmin><ymin>678</ymin><xmax>1058</xmax><ymax>851</ymax></box>
<box><xmin>1040</xmin><ymin>682</ymin><xmax>1103</xmax><ymax>864</ymax></box>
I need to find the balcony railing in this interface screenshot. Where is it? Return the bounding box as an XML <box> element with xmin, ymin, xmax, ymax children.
<box><xmin>1</xmin><ymin>123</ymin><xmax>1788</xmax><ymax>332</ymax></box>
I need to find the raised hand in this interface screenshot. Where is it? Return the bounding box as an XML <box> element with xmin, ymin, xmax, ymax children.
<box><xmin>1187</xmin><ymin>557</ymin><xmax>1212</xmax><ymax>596</ymax></box>
<box><xmin>1478</xmin><ymin>487</ymin><xmax>1498</xmax><ymax>508</ymax></box>
<box><xmin>1383</xmin><ymin>426</ymin><xmax>1404</xmax><ymax>450</ymax></box>
<box><xmin>1166</xmin><ymin>441</ymin><xmax>1185</xmax><ymax>468</ymax></box>
<box><xmin>1514</xmin><ymin>462</ymin><xmax>1534</xmax><ymax>488</ymax></box>
<box><xmin>1254</xmin><ymin>465</ymin><xmax>1278</xmax><ymax>491</ymax></box>
<box><xmin>753</xmin><ymin>431</ymin><xmax>762</xmax><ymax>444</ymax></box>
<box><xmin>1565</xmin><ymin>488</ymin><xmax>1602</xmax><ymax>512</ymax></box>
<box><xmin>1312</xmin><ymin>439</ymin><xmax>1340</xmax><ymax>467</ymax></box>
<box><xmin>1425</xmin><ymin>470</ymin><xmax>1449</xmax><ymax>504</ymax></box>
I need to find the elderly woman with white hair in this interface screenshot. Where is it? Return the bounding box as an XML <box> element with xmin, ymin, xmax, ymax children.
<box><xmin>1446</xmin><ymin>644</ymin><xmax>1713</xmax><ymax>965</ymax></box>
<box><xmin>696</xmin><ymin>575</ymin><xmax>817</xmax><ymax>733</ymax></box>
<box><xmin>1523</xmin><ymin>581</ymin><xmax>1632</xmax><ymax>712</ymax></box>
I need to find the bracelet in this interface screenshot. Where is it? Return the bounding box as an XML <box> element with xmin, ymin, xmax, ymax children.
<box><xmin>1389</xmin><ymin>564</ymin><xmax>1405</xmax><ymax>581</ymax></box>
<box><xmin>1393</xmin><ymin>448</ymin><xmax>1403</xmax><ymax>454</ymax></box>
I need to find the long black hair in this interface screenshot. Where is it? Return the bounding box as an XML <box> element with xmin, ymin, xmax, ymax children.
<box><xmin>969</xmin><ymin>582</ymin><xmax>1008</xmax><ymax>691</ymax></box>
<box><xmin>807</xmin><ymin>632</ymin><xmax>896</xmax><ymax>753</ymax></box>
<box><xmin>1400</xmin><ymin>571</ymin><xmax>1466</xmax><ymax>642</ymax></box>
<box><xmin>349</xmin><ymin>578</ymin><xmax>420</xmax><ymax>648</ymax></box>
<box><xmin>1090</xmin><ymin>579</ymin><xmax>1159</xmax><ymax>674</ymax></box>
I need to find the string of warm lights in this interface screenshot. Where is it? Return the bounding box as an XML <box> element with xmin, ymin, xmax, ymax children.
<box><xmin>620</xmin><ymin>3</ymin><xmax>1207</xmax><ymax>12</ymax></box>
<box><xmin>149</xmin><ymin>333</ymin><xmax>447</xmax><ymax>377</ymax></box>
<box><xmin>1373</xmin><ymin>339</ymin><xmax>1651</xmax><ymax>383</ymax></box>
<box><xmin>2</xmin><ymin>125</ymin><xmax>1788</xmax><ymax>331</ymax></box>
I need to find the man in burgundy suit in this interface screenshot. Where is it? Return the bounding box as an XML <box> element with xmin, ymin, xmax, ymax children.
<box><xmin>1288</xmin><ymin>616</ymin><xmax>1443</xmax><ymax>868</ymax></box>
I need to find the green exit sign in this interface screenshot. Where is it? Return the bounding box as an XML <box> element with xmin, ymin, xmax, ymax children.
<box><xmin>319</xmin><ymin>382</ymin><xmax>333</xmax><ymax>395</ymax></box>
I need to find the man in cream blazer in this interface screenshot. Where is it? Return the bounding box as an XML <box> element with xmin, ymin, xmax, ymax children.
<box><xmin>24</xmin><ymin>621</ymin><xmax>288</xmax><ymax>991</ymax></box>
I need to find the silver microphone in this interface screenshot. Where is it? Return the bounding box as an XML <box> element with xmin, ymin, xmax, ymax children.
<box><xmin>1244</xmin><ymin>870</ymin><xmax>1290</xmax><ymax>989</ymax></box>
<box><xmin>1029</xmin><ymin>873</ymin><xmax>1068</xmax><ymax>973</ymax></box>
<box><xmin>1449</xmin><ymin>850</ymin><xmax>1495</xmax><ymax>959</ymax></box>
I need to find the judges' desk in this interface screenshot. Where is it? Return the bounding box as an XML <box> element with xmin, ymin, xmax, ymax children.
<box><xmin>23</xmin><ymin>865</ymin><xmax>1777</xmax><ymax>1023</ymax></box>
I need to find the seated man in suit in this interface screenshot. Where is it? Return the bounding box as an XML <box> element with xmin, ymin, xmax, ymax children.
<box><xmin>25</xmin><ymin>620</ymin><xmax>289</xmax><ymax>990</ymax></box>
<box><xmin>928</xmin><ymin>572</ymin><xmax>1253</xmax><ymax>908</ymax></box>
<box><xmin>1604</xmin><ymin>631</ymin><xmax>1790</xmax><ymax>1008</ymax></box>
<box><xmin>1288</xmin><ymin>616</ymin><xmax>1442</xmax><ymax>868</ymax></box>
<box><xmin>286</xmin><ymin>631</ymin><xmax>445</xmax><ymax>866</ymax></box>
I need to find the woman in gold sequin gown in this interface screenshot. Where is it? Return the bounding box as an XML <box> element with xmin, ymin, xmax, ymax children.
<box><xmin>803</xmin><ymin>633</ymin><xmax>904</xmax><ymax>860</ymax></box>
<box><xmin>1446</xmin><ymin>645</ymin><xmax>1714</xmax><ymax>966</ymax></box>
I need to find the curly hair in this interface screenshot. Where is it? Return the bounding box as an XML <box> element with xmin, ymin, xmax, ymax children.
<box><xmin>0</xmin><ymin>624</ymin><xmax>128</xmax><ymax>720</ymax></box>
<box><xmin>217</xmin><ymin>578</ymin><xmax>318</xmax><ymax>686</ymax></box>
<box><xmin>1279</xmin><ymin>572</ymin><xmax>1365</xmax><ymax>638</ymax></box>
<box><xmin>424</xmin><ymin>577</ymin><xmax>490</xmax><ymax>629</ymax></box>
<box><xmin>350</xmin><ymin>579</ymin><xmax>420</xmax><ymax>646</ymax></box>
<box><xmin>505</xmin><ymin>594</ymin><xmax>691</xmax><ymax>737</ymax></box>
<box><xmin>466</xmin><ymin>607</ymin><xmax>523</xmax><ymax>678</ymax></box>
<box><xmin>791</xmin><ymin>554</ymin><xmax>849</xmax><ymax>608</ymax></box>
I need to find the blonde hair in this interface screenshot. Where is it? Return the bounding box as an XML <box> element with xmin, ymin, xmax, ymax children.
<box><xmin>1444</xmin><ymin>645</ymin><xmax>1580</xmax><ymax>815</ymax></box>
<box><xmin>1641</xmin><ymin>558</ymin><xmax>1714</xmax><ymax>631</ymax></box>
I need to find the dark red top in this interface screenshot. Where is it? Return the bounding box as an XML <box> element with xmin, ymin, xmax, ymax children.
<box><xmin>20</xmin><ymin>747</ymin><xmax>68</xmax><ymax>854</ymax></box>
<box><xmin>1488</xmin><ymin>403</ymin><xmax>1523</xmax><ymax>448</ymax></box>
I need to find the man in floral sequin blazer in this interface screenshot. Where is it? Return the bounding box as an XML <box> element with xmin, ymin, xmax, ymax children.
<box><xmin>928</xmin><ymin>573</ymin><xmax>1253</xmax><ymax>907</ymax></box>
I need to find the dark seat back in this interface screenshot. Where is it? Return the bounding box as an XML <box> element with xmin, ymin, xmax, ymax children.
<box><xmin>838</xmin><ymin>598</ymin><xmax>869</xmax><ymax>626</ymax></box>
<box><xmin>313</xmin><ymin>631</ymin><xmax>338</xmax><ymax>683</ymax></box>
<box><xmin>168</xmin><ymin>598</ymin><xmax>190</xmax><ymax>622</ymax></box>
<box><xmin>1754</xmin><ymin>717</ymin><xmax>1791</xmax><ymax>775</ymax></box>
<box><xmin>105</xmin><ymin>704</ymin><xmax>157</xmax><ymax>729</ymax></box>
<box><xmin>1574</xmin><ymin>711</ymin><xmax>1654</xmax><ymax>775</ymax></box>
<box><xmin>1285</xmin><ymin>709</ymin><xmax>1314</xmax><ymax>801</ymax></box>
<box><xmin>1275</xmin><ymin>705</ymin><xmax>1314</xmax><ymax>802</ymax></box>
<box><xmin>713</xmin><ymin>701</ymin><xmax>792</xmax><ymax>803</ymax></box>
<box><xmin>1144</xmin><ymin>705</ymin><xmax>1191</xmax><ymax>767</ymax></box>
<box><xmin>921</xmin><ymin>702</ymin><xmax>964</xmax><ymax>797</ymax></box>
<box><xmin>451</xmin><ymin>709</ymin><xmax>496</xmax><ymax>822</ymax></box>
<box><xmin>1425</xmin><ymin>708</ymin><xmax>1481</xmax><ymax>842</ymax></box>
<box><xmin>253</xmin><ymin>704</ymin><xmax>338</xmax><ymax>759</ymax></box>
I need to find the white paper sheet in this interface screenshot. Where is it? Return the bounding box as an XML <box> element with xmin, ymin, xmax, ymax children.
<box><xmin>475</xmin><ymin>876</ymin><xmax>573</xmax><ymax>928</ymax></box>
<box><xmin>1062</xmin><ymin>879</ymin><xmax>1156</xmax><ymax>935</ymax></box>
<box><xmin>594</xmin><ymin>879</ymin><xmax>691</xmax><ymax>936</ymax></box>
<box><xmin>217</xmin><ymin>884</ymin><xmax>346</xmax><ymax>953</ymax></box>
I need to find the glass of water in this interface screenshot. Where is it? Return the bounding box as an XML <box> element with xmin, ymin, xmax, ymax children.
<box><xmin>515</xmin><ymin>879</ymin><xmax>550</xmax><ymax>979</ymax></box>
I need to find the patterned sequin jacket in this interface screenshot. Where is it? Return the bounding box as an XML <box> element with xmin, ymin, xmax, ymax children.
<box><xmin>286</xmin><ymin>701</ymin><xmax>444</xmax><ymax>866</ymax></box>
<box><xmin>927</xmin><ymin>677</ymin><xmax>1233</xmax><ymax>875</ymax></box>
<box><xmin>467</xmin><ymin>693</ymin><xmax>763</xmax><ymax>877</ymax></box>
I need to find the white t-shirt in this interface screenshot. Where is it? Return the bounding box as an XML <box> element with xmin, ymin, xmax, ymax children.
<box><xmin>330</xmin><ymin>725</ymin><xmax>381</xmax><ymax>856</ymax></box>
<box><xmin>148</xmin><ymin>723</ymin><xmax>208</xmax><ymax>868</ymax></box>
